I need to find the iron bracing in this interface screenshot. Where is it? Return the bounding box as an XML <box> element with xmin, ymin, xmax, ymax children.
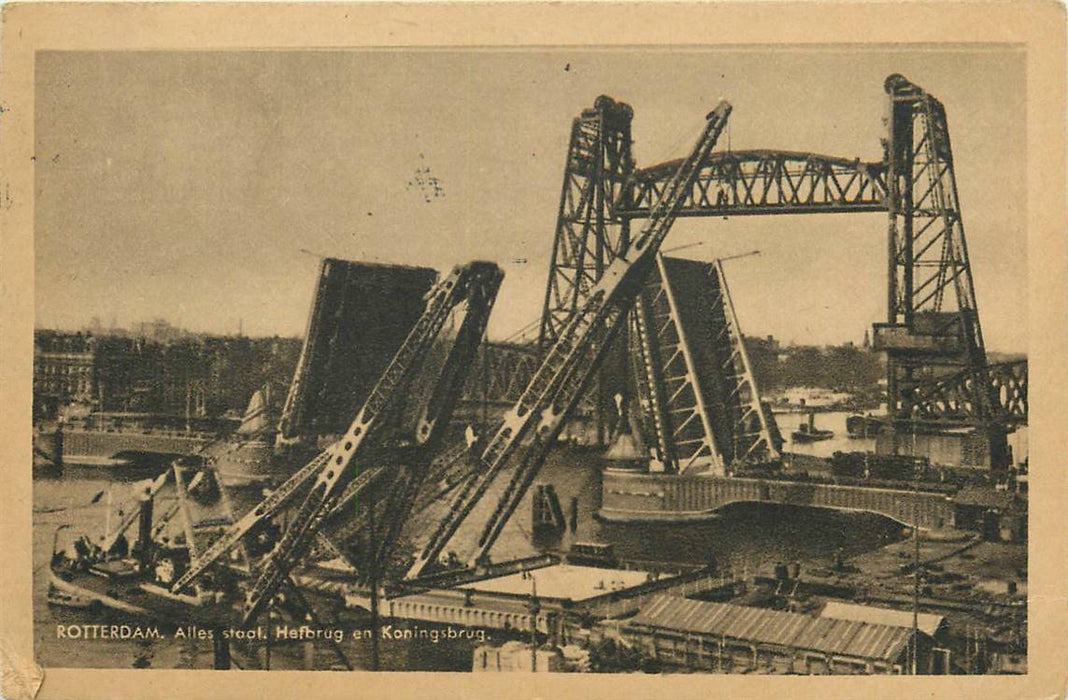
<box><xmin>906</xmin><ymin>360</ymin><xmax>1027</xmax><ymax>426</ymax></box>
<box><xmin>238</xmin><ymin>262</ymin><xmax>502</xmax><ymax>623</ymax></box>
<box><xmin>537</xmin><ymin>77</ymin><xmax>1021</xmax><ymax>432</ymax></box>
<box><xmin>538</xmin><ymin>96</ymin><xmax>635</xmax><ymax>350</ymax></box>
<box><xmin>625</xmin><ymin>150</ymin><xmax>887</xmax><ymax>218</ymax></box>
<box><xmin>463</xmin><ymin>342</ymin><xmax>541</xmax><ymax>408</ymax></box>
<box><xmin>630</xmin><ymin>257</ymin><xmax>781</xmax><ymax>475</ymax></box>
<box><xmin>882</xmin><ymin>74</ymin><xmax>998</xmax><ymax>425</ymax></box>
<box><xmin>408</xmin><ymin>102</ymin><xmax>733</xmax><ymax>579</ymax></box>
<box><xmin>171</xmin><ymin>262</ymin><xmax>503</xmax><ymax>621</ymax></box>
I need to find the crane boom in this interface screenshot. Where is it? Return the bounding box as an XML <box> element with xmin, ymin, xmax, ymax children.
<box><xmin>408</xmin><ymin>100</ymin><xmax>732</xmax><ymax>577</ymax></box>
<box><xmin>170</xmin><ymin>449</ymin><xmax>331</xmax><ymax>593</ymax></box>
<box><xmin>238</xmin><ymin>261</ymin><xmax>502</xmax><ymax>623</ymax></box>
<box><xmin>100</xmin><ymin>469</ymin><xmax>172</xmax><ymax>553</ymax></box>
<box><xmin>322</xmin><ymin>267</ymin><xmax>505</xmax><ymax>583</ymax></box>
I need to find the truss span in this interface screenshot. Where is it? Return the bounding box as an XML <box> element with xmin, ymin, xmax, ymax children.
<box><xmin>909</xmin><ymin>360</ymin><xmax>1027</xmax><ymax>426</ymax></box>
<box><xmin>463</xmin><ymin>342</ymin><xmax>541</xmax><ymax>407</ymax></box>
<box><xmin>623</xmin><ymin>150</ymin><xmax>888</xmax><ymax>218</ymax></box>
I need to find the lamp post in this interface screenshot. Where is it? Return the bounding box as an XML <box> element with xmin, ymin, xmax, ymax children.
<box><xmin>529</xmin><ymin>577</ymin><xmax>540</xmax><ymax>672</ymax></box>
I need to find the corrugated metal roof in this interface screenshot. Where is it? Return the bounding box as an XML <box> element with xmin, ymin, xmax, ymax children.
<box><xmin>797</xmin><ymin>617</ymin><xmax>860</xmax><ymax>656</ymax></box>
<box><xmin>820</xmin><ymin>601</ymin><xmax>944</xmax><ymax>637</ymax></box>
<box><xmin>628</xmin><ymin>595</ymin><xmax>911</xmax><ymax>663</ymax></box>
<box><xmin>845</xmin><ymin>621</ymin><xmax>912</xmax><ymax>661</ymax></box>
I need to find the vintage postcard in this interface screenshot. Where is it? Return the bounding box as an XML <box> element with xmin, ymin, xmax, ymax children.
<box><xmin>1</xmin><ymin>3</ymin><xmax>1065</xmax><ymax>699</ymax></box>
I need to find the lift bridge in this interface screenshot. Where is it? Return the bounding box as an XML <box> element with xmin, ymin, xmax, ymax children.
<box><xmin>465</xmin><ymin>74</ymin><xmax>1026</xmax><ymax>472</ymax></box>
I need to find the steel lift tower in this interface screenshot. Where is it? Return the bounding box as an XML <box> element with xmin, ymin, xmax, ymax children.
<box><xmin>875</xmin><ymin>74</ymin><xmax>1002</xmax><ymax>427</ymax></box>
<box><xmin>537</xmin><ymin>75</ymin><xmax>1023</xmax><ymax>470</ymax></box>
<box><xmin>538</xmin><ymin>96</ymin><xmax>780</xmax><ymax>470</ymax></box>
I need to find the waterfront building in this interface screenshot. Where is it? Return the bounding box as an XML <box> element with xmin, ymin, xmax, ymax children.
<box><xmin>33</xmin><ymin>329</ymin><xmax>301</xmax><ymax>419</ymax></box>
<box><xmin>819</xmin><ymin>601</ymin><xmax>947</xmax><ymax>640</ymax></box>
<box><xmin>34</xmin><ymin>332</ymin><xmax>96</xmax><ymax>405</ymax></box>
<box><xmin>620</xmin><ymin>595</ymin><xmax>926</xmax><ymax>674</ymax></box>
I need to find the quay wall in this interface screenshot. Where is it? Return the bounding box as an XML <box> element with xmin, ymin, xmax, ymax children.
<box><xmin>61</xmin><ymin>430</ymin><xmax>210</xmax><ymax>458</ymax></box>
<box><xmin>600</xmin><ymin>470</ymin><xmax>957</xmax><ymax>529</ymax></box>
<box><xmin>875</xmin><ymin>429</ymin><xmax>1007</xmax><ymax>470</ymax></box>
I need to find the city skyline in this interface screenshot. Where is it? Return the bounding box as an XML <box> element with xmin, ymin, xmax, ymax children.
<box><xmin>33</xmin><ymin>316</ymin><xmax>1030</xmax><ymax>362</ymax></box>
<box><xmin>34</xmin><ymin>314</ymin><xmax>272</xmax><ymax>339</ymax></box>
<box><xmin>36</xmin><ymin>48</ymin><xmax>1027</xmax><ymax>351</ymax></box>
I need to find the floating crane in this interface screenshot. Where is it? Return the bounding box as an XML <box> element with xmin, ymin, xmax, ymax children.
<box><xmin>174</xmin><ymin>95</ymin><xmax>730</xmax><ymax>615</ymax></box>
<box><xmin>168</xmin><ymin>262</ymin><xmax>503</xmax><ymax>621</ymax></box>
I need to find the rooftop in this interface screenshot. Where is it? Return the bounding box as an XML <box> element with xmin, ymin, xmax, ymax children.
<box><xmin>820</xmin><ymin>601</ymin><xmax>945</xmax><ymax>637</ymax></box>
<box><xmin>628</xmin><ymin>595</ymin><xmax>912</xmax><ymax>663</ymax></box>
<box><xmin>953</xmin><ymin>484</ymin><xmax>1024</xmax><ymax>510</ymax></box>
<box><xmin>460</xmin><ymin>564</ymin><xmax>659</xmax><ymax>602</ymax></box>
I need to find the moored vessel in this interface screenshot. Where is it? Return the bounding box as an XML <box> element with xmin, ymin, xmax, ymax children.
<box><xmin>790</xmin><ymin>412</ymin><xmax>834</xmax><ymax>443</ymax></box>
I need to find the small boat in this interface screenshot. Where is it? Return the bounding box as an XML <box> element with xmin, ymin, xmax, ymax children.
<box><xmin>567</xmin><ymin>541</ymin><xmax>617</xmax><ymax>568</ymax></box>
<box><xmin>45</xmin><ymin>464</ymin><xmax>248</xmax><ymax>628</ymax></box>
<box><xmin>46</xmin><ymin>584</ymin><xmax>98</xmax><ymax>612</ymax></box>
<box><xmin>44</xmin><ymin>461</ymin><xmax>344</xmax><ymax>631</ymax></box>
<box><xmin>791</xmin><ymin>413</ymin><xmax>834</xmax><ymax>443</ymax></box>
<box><xmin>845</xmin><ymin>413</ymin><xmax>889</xmax><ymax>438</ymax></box>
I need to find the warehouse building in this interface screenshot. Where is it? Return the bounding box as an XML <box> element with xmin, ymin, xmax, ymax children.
<box><xmin>621</xmin><ymin>595</ymin><xmax>924</xmax><ymax>674</ymax></box>
<box><xmin>820</xmin><ymin>601</ymin><xmax>947</xmax><ymax>640</ymax></box>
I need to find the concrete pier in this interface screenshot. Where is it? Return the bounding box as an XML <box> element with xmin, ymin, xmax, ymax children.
<box><xmin>59</xmin><ymin>429</ymin><xmax>210</xmax><ymax>459</ymax></box>
<box><xmin>601</xmin><ymin>470</ymin><xmax>958</xmax><ymax>529</ymax></box>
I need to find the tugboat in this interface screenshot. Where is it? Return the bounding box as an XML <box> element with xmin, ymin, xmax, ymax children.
<box><xmin>46</xmin><ymin>462</ymin><xmax>247</xmax><ymax>627</ymax></box>
<box><xmin>791</xmin><ymin>412</ymin><xmax>834</xmax><ymax>443</ymax></box>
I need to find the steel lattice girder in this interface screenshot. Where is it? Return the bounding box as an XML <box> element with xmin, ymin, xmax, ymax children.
<box><xmin>538</xmin><ymin>96</ymin><xmax>635</xmax><ymax>350</ymax></box>
<box><xmin>906</xmin><ymin>360</ymin><xmax>1027</xmax><ymax>425</ymax></box>
<box><xmin>462</xmin><ymin>342</ymin><xmax>541</xmax><ymax>407</ymax></box>
<box><xmin>407</xmin><ymin>102</ymin><xmax>735</xmax><ymax>576</ymax></box>
<box><xmin>630</xmin><ymin>257</ymin><xmax>781</xmax><ymax>475</ymax></box>
<box><xmin>882</xmin><ymin>74</ymin><xmax>996</xmax><ymax>424</ymax></box>
<box><xmin>549</xmin><ymin>147</ymin><xmax>887</xmax><ymax>327</ymax></box>
<box><xmin>635</xmin><ymin>256</ymin><xmax>724</xmax><ymax>474</ymax></box>
<box><xmin>537</xmin><ymin>79</ymin><xmax>1022</xmax><ymax>431</ymax></box>
<box><xmin>531</xmin><ymin>82</ymin><xmax>1020</xmax><ymax>471</ymax></box>
<box><xmin>623</xmin><ymin>150</ymin><xmax>887</xmax><ymax>218</ymax></box>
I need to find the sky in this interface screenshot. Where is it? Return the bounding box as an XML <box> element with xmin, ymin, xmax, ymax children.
<box><xmin>35</xmin><ymin>47</ymin><xmax>1027</xmax><ymax>351</ymax></box>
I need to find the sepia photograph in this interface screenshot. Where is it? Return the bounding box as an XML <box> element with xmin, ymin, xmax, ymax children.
<box><xmin>2</xmin><ymin>3</ymin><xmax>1065</xmax><ymax>698</ymax></box>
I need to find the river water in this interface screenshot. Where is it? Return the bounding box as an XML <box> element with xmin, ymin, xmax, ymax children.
<box><xmin>774</xmin><ymin>410</ymin><xmax>874</xmax><ymax>459</ymax></box>
<box><xmin>33</xmin><ymin>436</ymin><xmax>906</xmax><ymax>671</ymax></box>
<box><xmin>774</xmin><ymin>409</ymin><xmax>1030</xmax><ymax>466</ymax></box>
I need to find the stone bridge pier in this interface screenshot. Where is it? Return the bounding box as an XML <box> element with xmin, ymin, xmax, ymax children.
<box><xmin>600</xmin><ymin>471</ymin><xmax>958</xmax><ymax>530</ymax></box>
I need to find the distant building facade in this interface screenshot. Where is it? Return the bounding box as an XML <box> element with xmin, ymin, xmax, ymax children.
<box><xmin>33</xmin><ymin>329</ymin><xmax>301</xmax><ymax>420</ymax></box>
<box><xmin>34</xmin><ymin>332</ymin><xmax>96</xmax><ymax>404</ymax></box>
